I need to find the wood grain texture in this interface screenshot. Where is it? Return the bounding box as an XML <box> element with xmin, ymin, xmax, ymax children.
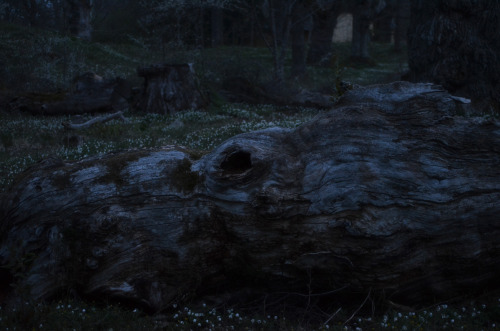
<box><xmin>1</xmin><ymin>82</ymin><xmax>499</xmax><ymax>309</ymax></box>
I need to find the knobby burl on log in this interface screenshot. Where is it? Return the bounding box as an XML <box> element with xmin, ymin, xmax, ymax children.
<box><xmin>1</xmin><ymin>82</ymin><xmax>499</xmax><ymax>310</ymax></box>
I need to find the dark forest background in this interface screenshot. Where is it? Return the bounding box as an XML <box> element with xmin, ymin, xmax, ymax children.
<box><xmin>0</xmin><ymin>1</ymin><xmax>500</xmax><ymax>330</ymax></box>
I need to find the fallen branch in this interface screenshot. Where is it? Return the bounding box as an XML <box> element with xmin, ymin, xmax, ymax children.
<box><xmin>62</xmin><ymin>111</ymin><xmax>128</xmax><ymax>129</ymax></box>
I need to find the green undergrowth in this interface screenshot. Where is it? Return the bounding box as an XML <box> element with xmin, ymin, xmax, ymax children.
<box><xmin>0</xmin><ymin>294</ymin><xmax>499</xmax><ymax>330</ymax></box>
<box><xmin>0</xmin><ymin>21</ymin><xmax>407</xmax><ymax>94</ymax></box>
<box><xmin>0</xmin><ymin>104</ymin><xmax>320</xmax><ymax>192</ymax></box>
<box><xmin>0</xmin><ymin>23</ymin><xmax>158</xmax><ymax>92</ymax></box>
<box><xmin>332</xmin><ymin>42</ymin><xmax>409</xmax><ymax>85</ymax></box>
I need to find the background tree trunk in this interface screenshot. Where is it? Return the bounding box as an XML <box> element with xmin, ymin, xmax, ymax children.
<box><xmin>307</xmin><ymin>3</ymin><xmax>339</xmax><ymax>65</ymax></box>
<box><xmin>393</xmin><ymin>0</ymin><xmax>410</xmax><ymax>52</ymax></box>
<box><xmin>351</xmin><ymin>11</ymin><xmax>371</xmax><ymax>60</ymax></box>
<box><xmin>211</xmin><ymin>6</ymin><xmax>224</xmax><ymax>47</ymax></box>
<box><xmin>372</xmin><ymin>2</ymin><xmax>393</xmax><ymax>44</ymax></box>
<box><xmin>52</xmin><ymin>0</ymin><xmax>69</xmax><ymax>33</ymax></box>
<box><xmin>195</xmin><ymin>6</ymin><xmax>205</xmax><ymax>47</ymax></box>
<box><xmin>22</xmin><ymin>0</ymin><xmax>38</xmax><ymax>27</ymax></box>
<box><xmin>137</xmin><ymin>64</ymin><xmax>207</xmax><ymax>115</ymax></box>
<box><xmin>67</xmin><ymin>0</ymin><xmax>93</xmax><ymax>41</ymax></box>
<box><xmin>267</xmin><ymin>0</ymin><xmax>294</xmax><ymax>84</ymax></box>
<box><xmin>350</xmin><ymin>0</ymin><xmax>386</xmax><ymax>62</ymax></box>
<box><xmin>407</xmin><ymin>0</ymin><xmax>500</xmax><ymax>114</ymax></box>
<box><xmin>290</xmin><ymin>2</ymin><xmax>309</xmax><ymax>78</ymax></box>
<box><xmin>1</xmin><ymin>82</ymin><xmax>499</xmax><ymax>310</ymax></box>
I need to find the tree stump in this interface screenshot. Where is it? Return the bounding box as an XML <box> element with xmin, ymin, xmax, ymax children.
<box><xmin>1</xmin><ymin>82</ymin><xmax>499</xmax><ymax>311</ymax></box>
<box><xmin>137</xmin><ymin>64</ymin><xmax>207</xmax><ymax>115</ymax></box>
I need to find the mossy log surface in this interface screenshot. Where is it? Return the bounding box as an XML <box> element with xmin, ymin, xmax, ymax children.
<box><xmin>1</xmin><ymin>82</ymin><xmax>499</xmax><ymax>310</ymax></box>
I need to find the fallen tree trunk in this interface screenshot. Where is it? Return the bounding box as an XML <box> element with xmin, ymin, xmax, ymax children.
<box><xmin>220</xmin><ymin>76</ymin><xmax>336</xmax><ymax>109</ymax></box>
<box><xmin>1</xmin><ymin>82</ymin><xmax>499</xmax><ymax>311</ymax></box>
<box><xmin>26</xmin><ymin>73</ymin><xmax>131</xmax><ymax>115</ymax></box>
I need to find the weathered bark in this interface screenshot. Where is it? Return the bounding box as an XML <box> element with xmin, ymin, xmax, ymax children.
<box><xmin>1</xmin><ymin>82</ymin><xmax>499</xmax><ymax>310</ymax></box>
<box><xmin>138</xmin><ymin>64</ymin><xmax>207</xmax><ymax>115</ymax></box>
<box><xmin>407</xmin><ymin>0</ymin><xmax>500</xmax><ymax>114</ymax></box>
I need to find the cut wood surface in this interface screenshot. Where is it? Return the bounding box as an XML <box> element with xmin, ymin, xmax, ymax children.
<box><xmin>1</xmin><ymin>82</ymin><xmax>499</xmax><ymax>310</ymax></box>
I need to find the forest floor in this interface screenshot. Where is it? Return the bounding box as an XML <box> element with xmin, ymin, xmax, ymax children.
<box><xmin>1</xmin><ymin>22</ymin><xmax>499</xmax><ymax>330</ymax></box>
<box><xmin>0</xmin><ymin>21</ymin><xmax>408</xmax><ymax>192</ymax></box>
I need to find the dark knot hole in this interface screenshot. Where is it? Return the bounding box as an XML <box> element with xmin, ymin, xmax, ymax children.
<box><xmin>220</xmin><ymin>151</ymin><xmax>252</xmax><ymax>173</ymax></box>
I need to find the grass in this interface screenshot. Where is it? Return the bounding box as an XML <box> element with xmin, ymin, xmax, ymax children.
<box><xmin>0</xmin><ymin>104</ymin><xmax>319</xmax><ymax>191</ymax></box>
<box><xmin>0</xmin><ymin>295</ymin><xmax>499</xmax><ymax>330</ymax></box>
<box><xmin>2</xmin><ymin>21</ymin><xmax>498</xmax><ymax>331</ymax></box>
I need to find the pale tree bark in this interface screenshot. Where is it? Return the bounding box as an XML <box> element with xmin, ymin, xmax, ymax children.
<box><xmin>1</xmin><ymin>82</ymin><xmax>499</xmax><ymax>310</ymax></box>
<box><xmin>407</xmin><ymin>0</ymin><xmax>500</xmax><ymax>114</ymax></box>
